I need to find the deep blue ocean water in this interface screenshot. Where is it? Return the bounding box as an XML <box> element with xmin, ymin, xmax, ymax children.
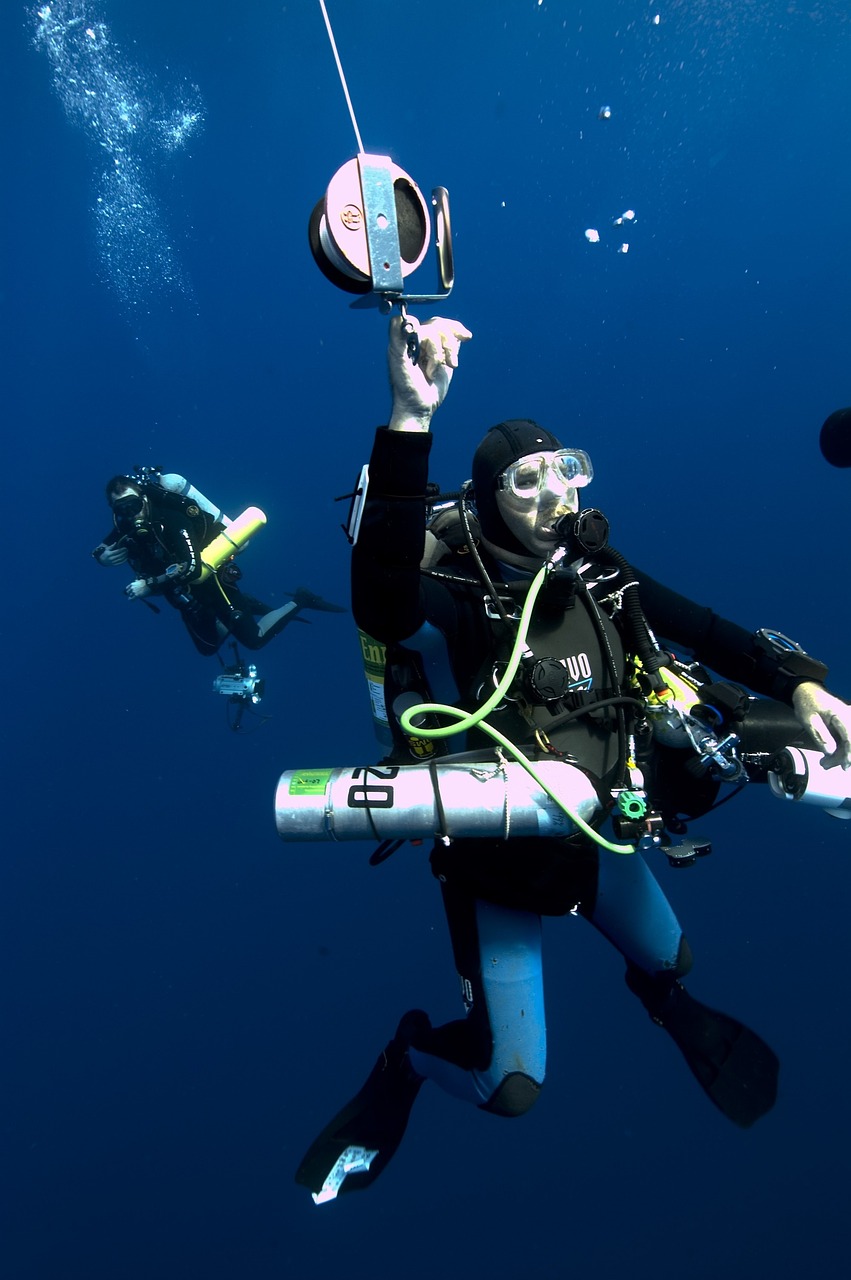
<box><xmin>3</xmin><ymin>2</ymin><xmax>851</xmax><ymax>1276</ymax></box>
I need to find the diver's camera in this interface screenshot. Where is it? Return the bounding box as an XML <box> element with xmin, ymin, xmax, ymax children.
<box><xmin>213</xmin><ymin>663</ymin><xmax>264</xmax><ymax>706</ymax></box>
<box><xmin>309</xmin><ymin>154</ymin><xmax>454</xmax><ymax>307</ymax></box>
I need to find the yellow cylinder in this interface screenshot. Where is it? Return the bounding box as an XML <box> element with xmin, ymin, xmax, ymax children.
<box><xmin>198</xmin><ymin>506</ymin><xmax>267</xmax><ymax>581</ymax></box>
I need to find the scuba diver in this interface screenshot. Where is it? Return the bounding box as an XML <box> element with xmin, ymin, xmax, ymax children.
<box><xmin>93</xmin><ymin>468</ymin><xmax>345</xmax><ymax>656</ymax></box>
<box><xmin>294</xmin><ymin>315</ymin><xmax>851</xmax><ymax>1205</ymax></box>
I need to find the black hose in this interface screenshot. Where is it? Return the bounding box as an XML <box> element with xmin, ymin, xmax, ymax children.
<box><xmin>597</xmin><ymin>544</ymin><xmax>667</xmax><ymax>683</ymax></box>
<box><xmin>457</xmin><ymin>483</ymin><xmax>517</xmax><ymax>630</ymax></box>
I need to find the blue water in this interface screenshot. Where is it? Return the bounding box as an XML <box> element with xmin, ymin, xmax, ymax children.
<box><xmin>3</xmin><ymin>2</ymin><xmax>851</xmax><ymax>1276</ymax></box>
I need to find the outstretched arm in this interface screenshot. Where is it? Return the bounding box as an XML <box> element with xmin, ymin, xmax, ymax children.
<box><xmin>352</xmin><ymin>314</ymin><xmax>472</xmax><ymax>641</ymax></box>
<box><xmin>639</xmin><ymin>572</ymin><xmax>851</xmax><ymax>768</ymax></box>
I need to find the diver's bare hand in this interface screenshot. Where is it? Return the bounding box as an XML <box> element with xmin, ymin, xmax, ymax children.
<box><xmin>387</xmin><ymin>314</ymin><xmax>472</xmax><ymax>432</ymax></box>
<box><xmin>793</xmin><ymin>681</ymin><xmax>851</xmax><ymax>769</ymax></box>
<box><xmin>125</xmin><ymin>578</ymin><xmax>152</xmax><ymax>601</ymax></box>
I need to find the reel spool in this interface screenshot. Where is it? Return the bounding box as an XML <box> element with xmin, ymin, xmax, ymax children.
<box><xmin>309</xmin><ymin>153</ymin><xmax>453</xmax><ymax>307</ymax></box>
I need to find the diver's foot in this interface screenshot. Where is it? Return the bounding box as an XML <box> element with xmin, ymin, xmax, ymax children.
<box><xmin>289</xmin><ymin>586</ymin><xmax>348</xmax><ymax>613</ymax></box>
<box><xmin>295</xmin><ymin>1010</ymin><xmax>431</xmax><ymax>1204</ymax></box>
<box><xmin>626</xmin><ymin>968</ymin><xmax>779</xmax><ymax>1128</ymax></box>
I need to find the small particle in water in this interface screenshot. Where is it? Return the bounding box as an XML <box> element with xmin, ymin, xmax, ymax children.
<box><xmin>598</xmin><ymin>105</ymin><xmax>612</xmax><ymax>120</ymax></box>
<box><xmin>617</xmin><ymin>243</ymin><xmax>630</xmax><ymax>254</ymax></box>
<box><xmin>613</xmin><ymin>209</ymin><xmax>636</xmax><ymax>226</ymax></box>
<box><xmin>585</xmin><ymin>228</ymin><xmax>600</xmax><ymax>243</ymax></box>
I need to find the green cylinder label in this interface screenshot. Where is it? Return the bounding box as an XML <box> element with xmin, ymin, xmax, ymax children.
<box><xmin>289</xmin><ymin>769</ymin><xmax>333</xmax><ymax>796</ymax></box>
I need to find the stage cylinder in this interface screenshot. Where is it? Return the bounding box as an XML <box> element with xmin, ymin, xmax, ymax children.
<box><xmin>275</xmin><ymin>757</ymin><xmax>602</xmax><ymax>843</ymax></box>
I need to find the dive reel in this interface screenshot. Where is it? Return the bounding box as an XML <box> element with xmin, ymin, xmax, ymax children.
<box><xmin>309</xmin><ymin>155</ymin><xmax>453</xmax><ymax>309</ymax></box>
<box><xmin>310</xmin><ymin>3</ymin><xmax>454</xmax><ymax>316</ymax></box>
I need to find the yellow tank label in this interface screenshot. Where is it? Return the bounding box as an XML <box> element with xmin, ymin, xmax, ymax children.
<box><xmin>289</xmin><ymin>769</ymin><xmax>333</xmax><ymax>796</ymax></box>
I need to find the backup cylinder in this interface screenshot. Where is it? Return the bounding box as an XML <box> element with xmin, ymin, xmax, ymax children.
<box><xmin>768</xmin><ymin>746</ymin><xmax>851</xmax><ymax>818</ymax></box>
<box><xmin>275</xmin><ymin>758</ymin><xmax>602</xmax><ymax>844</ymax></box>
<box><xmin>197</xmin><ymin>506</ymin><xmax>267</xmax><ymax>581</ymax></box>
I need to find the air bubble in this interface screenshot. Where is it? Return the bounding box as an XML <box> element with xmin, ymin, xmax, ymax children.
<box><xmin>33</xmin><ymin>1</ymin><xmax>204</xmax><ymax>310</ymax></box>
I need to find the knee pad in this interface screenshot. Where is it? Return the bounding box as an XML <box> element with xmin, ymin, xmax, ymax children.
<box><xmin>632</xmin><ymin>935</ymin><xmax>694</xmax><ymax>986</ymax></box>
<box><xmin>672</xmin><ymin>935</ymin><xmax>693</xmax><ymax>979</ymax></box>
<box><xmin>481</xmin><ymin>1071</ymin><xmax>542</xmax><ymax>1118</ymax></box>
<box><xmin>626</xmin><ymin>934</ymin><xmax>695</xmax><ymax>1017</ymax></box>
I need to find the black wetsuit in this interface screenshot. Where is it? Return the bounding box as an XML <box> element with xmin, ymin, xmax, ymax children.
<box><xmin>351</xmin><ymin>426</ymin><xmax>825</xmax><ymax>1113</ymax></box>
<box><xmin>97</xmin><ymin>486</ymin><xmax>273</xmax><ymax>656</ymax></box>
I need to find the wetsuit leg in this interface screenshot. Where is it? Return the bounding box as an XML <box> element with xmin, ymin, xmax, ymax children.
<box><xmin>583</xmin><ymin>847</ymin><xmax>690</xmax><ymax>977</ymax></box>
<box><xmin>240</xmin><ymin>593</ymin><xmax>273</xmax><ymax>615</ymax></box>
<box><xmin>585</xmin><ymin>849</ymin><xmax>778</xmax><ymax>1126</ymax></box>
<box><xmin>407</xmin><ymin>883</ymin><xmax>546</xmax><ymax>1116</ymax></box>
<box><xmin>208</xmin><ymin>583</ymin><xmax>298</xmax><ymax>651</ymax></box>
<box><xmin>176</xmin><ymin>597</ymin><xmax>226</xmax><ymax>657</ymax></box>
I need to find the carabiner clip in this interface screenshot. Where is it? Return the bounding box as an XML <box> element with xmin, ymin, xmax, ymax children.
<box><xmin>399</xmin><ymin>304</ymin><xmax>420</xmax><ymax>366</ymax></box>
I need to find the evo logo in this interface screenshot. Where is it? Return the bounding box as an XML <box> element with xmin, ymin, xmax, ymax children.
<box><xmin>565</xmin><ymin>651</ymin><xmax>593</xmax><ymax>691</ymax></box>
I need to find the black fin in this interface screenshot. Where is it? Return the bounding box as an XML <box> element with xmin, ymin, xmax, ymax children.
<box><xmin>627</xmin><ymin>969</ymin><xmax>779</xmax><ymax>1128</ymax></box>
<box><xmin>289</xmin><ymin>586</ymin><xmax>348</xmax><ymax>613</ymax></box>
<box><xmin>295</xmin><ymin>1012</ymin><xmax>430</xmax><ymax>1203</ymax></box>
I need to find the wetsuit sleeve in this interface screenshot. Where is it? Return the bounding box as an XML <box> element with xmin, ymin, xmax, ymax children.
<box><xmin>174</xmin><ymin>526</ymin><xmax>202</xmax><ymax>581</ymax></box>
<box><xmin>141</xmin><ymin>520</ymin><xmax>203</xmax><ymax>589</ymax></box>
<box><xmin>160</xmin><ymin>503</ymin><xmax>222</xmax><ymax>584</ymax></box>
<box><xmin>352</xmin><ymin>427</ymin><xmax>433</xmax><ymax>642</ymax></box>
<box><xmin>637</xmin><ymin>570</ymin><xmax>829</xmax><ymax>703</ymax></box>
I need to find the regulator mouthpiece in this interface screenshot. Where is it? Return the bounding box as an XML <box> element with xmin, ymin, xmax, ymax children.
<box><xmin>554</xmin><ymin>508</ymin><xmax>610</xmax><ymax>556</ymax></box>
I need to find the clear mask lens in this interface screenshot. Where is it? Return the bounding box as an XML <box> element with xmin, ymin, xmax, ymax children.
<box><xmin>500</xmin><ymin>450</ymin><xmax>593</xmax><ymax>499</ymax></box>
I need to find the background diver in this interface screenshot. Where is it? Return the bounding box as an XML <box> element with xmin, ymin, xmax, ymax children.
<box><xmin>295</xmin><ymin>314</ymin><xmax>851</xmax><ymax>1204</ymax></box>
<box><xmin>93</xmin><ymin>468</ymin><xmax>345</xmax><ymax>656</ymax></box>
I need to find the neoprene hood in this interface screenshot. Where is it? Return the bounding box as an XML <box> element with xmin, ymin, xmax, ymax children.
<box><xmin>471</xmin><ymin>419</ymin><xmax>564</xmax><ymax>557</ymax></box>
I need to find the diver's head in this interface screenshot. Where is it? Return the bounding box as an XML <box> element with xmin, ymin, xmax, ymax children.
<box><xmin>107</xmin><ymin>477</ymin><xmax>150</xmax><ymax>532</ymax></box>
<box><xmin>471</xmin><ymin>420</ymin><xmax>593</xmax><ymax>563</ymax></box>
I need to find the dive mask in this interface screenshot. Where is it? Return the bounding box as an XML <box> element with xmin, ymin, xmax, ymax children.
<box><xmin>112</xmin><ymin>494</ymin><xmax>145</xmax><ymax>519</ymax></box>
<box><xmin>496</xmin><ymin>449</ymin><xmax>593</xmax><ymax>499</ymax></box>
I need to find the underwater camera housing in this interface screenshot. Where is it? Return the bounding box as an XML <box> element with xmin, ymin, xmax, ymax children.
<box><xmin>309</xmin><ymin>154</ymin><xmax>454</xmax><ymax>309</ymax></box>
<box><xmin>213</xmin><ymin>643</ymin><xmax>269</xmax><ymax>733</ymax></box>
<box><xmin>213</xmin><ymin>662</ymin><xmax>264</xmax><ymax>707</ymax></box>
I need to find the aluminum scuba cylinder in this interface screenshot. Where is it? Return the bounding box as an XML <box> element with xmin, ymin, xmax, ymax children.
<box><xmin>275</xmin><ymin>756</ymin><xmax>602</xmax><ymax>844</ymax></box>
<box><xmin>767</xmin><ymin>747</ymin><xmax>851</xmax><ymax>818</ymax></box>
